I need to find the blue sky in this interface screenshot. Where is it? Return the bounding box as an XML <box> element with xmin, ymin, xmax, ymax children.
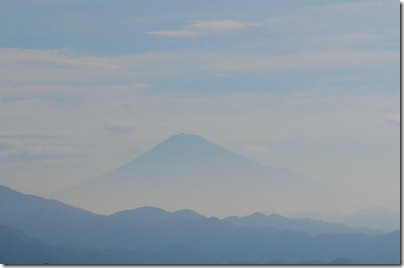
<box><xmin>0</xmin><ymin>0</ymin><xmax>400</xmax><ymax>215</ymax></box>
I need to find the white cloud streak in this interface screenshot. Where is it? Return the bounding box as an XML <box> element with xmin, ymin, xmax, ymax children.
<box><xmin>146</xmin><ymin>19</ymin><xmax>253</xmax><ymax>38</ymax></box>
<box><xmin>0</xmin><ymin>139</ymin><xmax>20</xmax><ymax>151</ymax></box>
<box><xmin>0</xmin><ymin>48</ymin><xmax>121</xmax><ymax>85</ymax></box>
<box><xmin>104</xmin><ymin>122</ymin><xmax>135</xmax><ymax>135</ymax></box>
<box><xmin>186</xmin><ymin>20</ymin><xmax>250</xmax><ymax>32</ymax></box>
<box><xmin>0</xmin><ymin>47</ymin><xmax>397</xmax><ymax>98</ymax></box>
<box><xmin>146</xmin><ymin>30</ymin><xmax>200</xmax><ymax>38</ymax></box>
<box><xmin>385</xmin><ymin>114</ymin><xmax>400</xmax><ymax>126</ymax></box>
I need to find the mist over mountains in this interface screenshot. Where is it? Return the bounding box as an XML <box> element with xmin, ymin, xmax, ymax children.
<box><xmin>58</xmin><ymin>133</ymin><xmax>333</xmax><ymax>216</ymax></box>
<box><xmin>293</xmin><ymin>208</ymin><xmax>400</xmax><ymax>232</ymax></box>
<box><xmin>0</xmin><ymin>185</ymin><xmax>400</xmax><ymax>264</ymax></box>
<box><xmin>1</xmin><ymin>134</ymin><xmax>399</xmax><ymax>264</ymax></box>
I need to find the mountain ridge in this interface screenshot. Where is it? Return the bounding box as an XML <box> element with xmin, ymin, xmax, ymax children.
<box><xmin>0</xmin><ymin>184</ymin><xmax>399</xmax><ymax>264</ymax></box>
<box><xmin>224</xmin><ymin>212</ymin><xmax>381</xmax><ymax>235</ymax></box>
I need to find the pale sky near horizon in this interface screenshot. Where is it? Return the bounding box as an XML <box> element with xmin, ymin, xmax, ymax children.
<box><xmin>0</xmin><ymin>0</ymin><xmax>400</xmax><ymax>214</ymax></box>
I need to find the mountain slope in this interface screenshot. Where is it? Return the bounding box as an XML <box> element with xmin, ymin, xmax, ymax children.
<box><xmin>0</xmin><ymin>185</ymin><xmax>106</xmax><ymax>246</ymax></box>
<box><xmin>109</xmin><ymin>206</ymin><xmax>205</xmax><ymax>224</ymax></box>
<box><xmin>0</xmin><ymin>225</ymin><xmax>205</xmax><ymax>264</ymax></box>
<box><xmin>58</xmin><ymin>133</ymin><xmax>330</xmax><ymax>215</ymax></box>
<box><xmin>75</xmin><ymin>134</ymin><xmax>307</xmax><ymax>187</ymax></box>
<box><xmin>0</xmin><ymin>225</ymin><xmax>54</xmax><ymax>264</ymax></box>
<box><xmin>0</xmin><ymin>184</ymin><xmax>95</xmax><ymax>218</ymax></box>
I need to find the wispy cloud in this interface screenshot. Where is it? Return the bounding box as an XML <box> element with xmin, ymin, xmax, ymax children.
<box><xmin>385</xmin><ymin>114</ymin><xmax>400</xmax><ymax>126</ymax></box>
<box><xmin>307</xmin><ymin>0</ymin><xmax>391</xmax><ymax>14</ymax></box>
<box><xmin>0</xmin><ymin>48</ymin><xmax>121</xmax><ymax>86</ymax></box>
<box><xmin>104</xmin><ymin>122</ymin><xmax>135</xmax><ymax>135</ymax></box>
<box><xmin>146</xmin><ymin>19</ymin><xmax>254</xmax><ymax>38</ymax></box>
<box><xmin>2</xmin><ymin>146</ymin><xmax>82</xmax><ymax>164</ymax></box>
<box><xmin>262</xmin><ymin>0</ymin><xmax>397</xmax><ymax>51</ymax></box>
<box><xmin>265</xmin><ymin>15</ymin><xmax>301</xmax><ymax>25</ymax></box>
<box><xmin>308</xmin><ymin>33</ymin><xmax>382</xmax><ymax>47</ymax></box>
<box><xmin>146</xmin><ymin>30</ymin><xmax>200</xmax><ymax>38</ymax></box>
<box><xmin>0</xmin><ymin>47</ymin><xmax>397</xmax><ymax>91</ymax></box>
<box><xmin>0</xmin><ymin>48</ymin><xmax>118</xmax><ymax>69</ymax></box>
<box><xmin>0</xmin><ymin>139</ymin><xmax>20</xmax><ymax>151</ymax></box>
<box><xmin>0</xmin><ymin>132</ymin><xmax>63</xmax><ymax>140</ymax></box>
<box><xmin>186</xmin><ymin>20</ymin><xmax>250</xmax><ymax>32</ymax></box>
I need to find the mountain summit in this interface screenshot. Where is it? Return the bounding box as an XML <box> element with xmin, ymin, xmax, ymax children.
<box><xmin>58</xmin><ymin>134</ymin><xmax>328</xmax><ymax>215</ymax></box>
<box><xmin>139</xmin><ymin>133</ymin><xmax>248</xmax><ymax>164</ymax></box>
<box><xmin>106</xmin><ymin>133</ymin><xmax>282</xmax><ymax>181</ymax></box>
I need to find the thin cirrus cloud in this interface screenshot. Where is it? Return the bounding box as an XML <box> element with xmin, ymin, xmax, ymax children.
<box><xmin>385</xmin><ymin>114</ymin><xmax>400</xmax><ymax>126</ymax></box>
<box><xmin>146</xmin><ymin>30</ymin><xmax>201</xmax><ymax>38</ymax></box>
<box><xmin>104</xmin><ymin>122</ymin><xmax>135</xmax><ymax>136</ymax></box>
<box><xmin>0</xmin><ymin>48</ymin><xmax>122</xmax><ymax>86</ymax></box>
<box><xmin>146</xmin><ymin>19</ymin><xmax>252</xmax><ymax>38</ymax></box>
<box><xmin>186</xmin><ymin>20</ymin><xmax>250</xmax><ymax>32</ymax></box>
<box><xmin>0</xmin><ymin>133</ymin><xmax>62</xmax><ymax>140</ymax></box>
<box><xmin>0</xmin><ymin>47</ymin><xmax>397</xmax><ymax>92</ymax></box>
<box><xmin>0</xmin><ymin>48</ymin><xmax>118</xmax><ymax>70</ymax></box>
<box><xmin>0</xmin><ymin>139</ymin><xmax>20</xmax><ymax>152</ymax></box>
<box><xmin>2</xmin><ymin>146</ymin><xmax>83</xmax><ymax>164</ymax></box>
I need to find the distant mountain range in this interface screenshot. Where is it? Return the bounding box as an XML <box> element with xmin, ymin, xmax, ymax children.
<box><xmin>0</xmin><ymin>185</ymin><xmax>400</xmax><ymax>264</ymax></box>
<box><xmin>224</xmin><ymin>212</ymin><xmax>380</xmax><ymax>236</ymax></box>
<box><xmin>57</xmin><ymin>133</ymin><xmax>332</xmax><ymax>215</ymax></box>
<box><xmin>293</xmin><ymin>208</ymin><xmax>400</xmax><ymax>232</ymax></box>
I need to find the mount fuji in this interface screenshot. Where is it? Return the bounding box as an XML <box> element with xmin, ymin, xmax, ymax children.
<box><xmin>58</xmin><ymin>134</ymin><xmax>330</xmax><ymax>215</ymax></box>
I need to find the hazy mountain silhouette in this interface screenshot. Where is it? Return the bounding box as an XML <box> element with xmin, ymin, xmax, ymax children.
<box><xmin>224</xmin><ymin>212</ymin><xmax>380</xmax><ymax>235</ymax></box>
<box><xmin>110</xmin><ymin>206</ymin><xmax>205</xmax><ymax>224</ymax></box>
<box><xmin>109</xmin><ymin>206</ymin><xmax>172</xmax><ymax>224</ymax></box>
<box><xmin>58</xmin><ymin>133</ymin><xmax>331</xmax><ymax>215</ymax></box>
<box><xmin>0</xmin><ymin>225</ymin><xmax>54</xmax><ymax>264</ymax></box>
<box><xmin>0</xmin><ymin>185</ymin><xmax>207</xmax><ymax>248</ymax></box>
<box><xmin>341</xmin><ymin>207</ymin><xmax>400</xmax><ymax>232</ymax></box>
<box><xmin>0</xmin><ymin>185</ymin><xmax>400</xmax><ymax>264</ymax></box>
<box><xmin>293</xmin><ymin>207</ymin><xmax>400</xmax><ymax>232</ymax></box>
<box><xmin>0</xmin><ymin>225</ymin><xmax>206</xmax><ymax>264</ymax></box>
<box><xmin>0</xmin><ymin>185</ymin><xmax>105</xmax><ymax>246</ymax></box>
<box><xmin>0</xmin><ymin>185</ymin><xmax>94</xmax><ymax>218</ymax></box>
<box><xmin>1</xmin><ymin>223</ymin><xmax>399</xmax><ymax>264</ymax></box>
<box><xmin>106</xmin><ymin>133</ymin><xmax>301</xmax><ymax>181</ymax></box>
<box><xmin>0</xmin><ymin>223</ymin><xmax>360</xmax><ymax>265</ymax></box>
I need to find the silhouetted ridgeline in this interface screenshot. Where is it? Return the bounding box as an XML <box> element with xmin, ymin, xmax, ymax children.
<box><xmin>0</xmin><ymin>185</ymin><xmax>400</xmax><ymax>264</ymax></box>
